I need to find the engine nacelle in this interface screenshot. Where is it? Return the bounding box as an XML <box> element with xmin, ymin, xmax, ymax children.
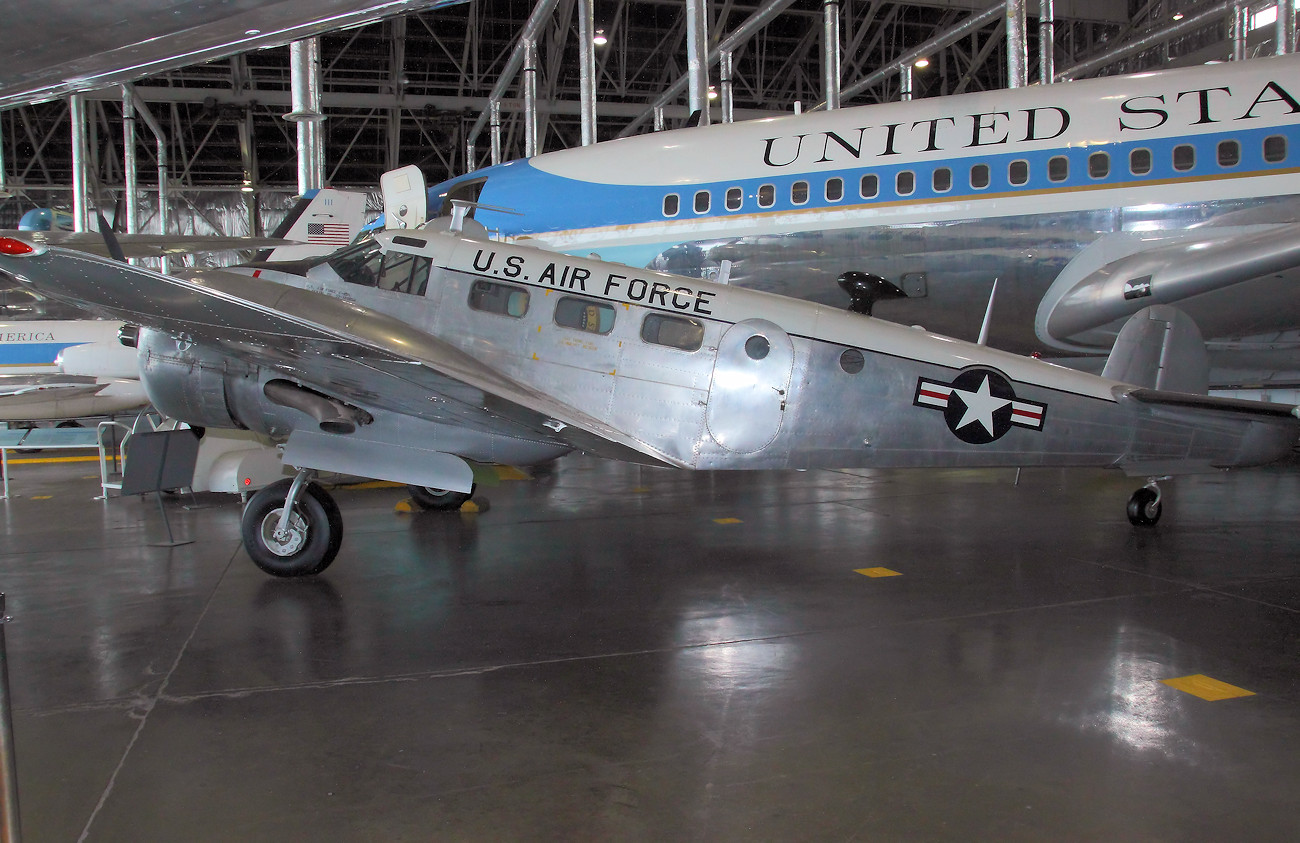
<box><xmin>138</xmin><ymin>329</ymin><xmax>276</xmax><ymax>434</ymax></box>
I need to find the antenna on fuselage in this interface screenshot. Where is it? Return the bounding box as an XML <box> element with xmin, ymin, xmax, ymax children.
<box><xmin>977</xmin><ymin>279</ymin><xmax>999</xmax><ymax>346</ymax></box>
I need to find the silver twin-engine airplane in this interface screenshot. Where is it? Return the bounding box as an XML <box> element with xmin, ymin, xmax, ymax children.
<box><xmin>0</xmin><ymin>168</ymin><xmax>1294</xmax><ymax>577</ymax></box>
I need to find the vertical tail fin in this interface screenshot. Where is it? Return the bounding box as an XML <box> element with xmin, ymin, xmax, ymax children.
<box><xmin>1101</xmin><ymin>304</ymin><xmax>1209</xmax><ymax>394</ymax></box>
<box><xmin>254</xmin><ymin>189</ymin><xmax>368</xmax><ymax>262</ymax></box>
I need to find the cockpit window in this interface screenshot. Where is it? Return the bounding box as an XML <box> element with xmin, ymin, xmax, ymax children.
<box><xmin>328</xmin><ymin>241</ymin><xmax>384</xmax><ymax>287</ymax></box>
<box><xmin>327</xmin><ymin>241</ymin><xmax>430</xmax><ymax>296</ymax></box>
<box><xmin>377</xmin><ymin>252</ymin><xmax>432</xmax><ymax>296</ymax></box>
<box><xmin>437</xmin><ymin>178</ymin><xmax>486</xmax><ymax>217</ymax></box>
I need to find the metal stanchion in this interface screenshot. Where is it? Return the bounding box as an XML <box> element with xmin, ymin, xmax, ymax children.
<box><xmin>0</xmin><ymin>595</ymin><xmax>20</xmax><ymax>842</ymax></box>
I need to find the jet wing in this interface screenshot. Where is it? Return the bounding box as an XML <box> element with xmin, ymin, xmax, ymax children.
<box><xmin>0</xmin><ymin>375</ymin><xmax>104</xmax><ymax>400</ymax></box>
<box><xmin>1036</xmin><ymin>223</ymin><xmax>1300</xmax><ymax>351</ymax></box>
<box><xmin>6</xmin><ymin>231</ymin><xmax>296</xmax><ymax>259</ymax></box>
<box><xmin>0</xmin><ymin>245</ymin><xmax>679</xmax><ymax>468</ymax></box>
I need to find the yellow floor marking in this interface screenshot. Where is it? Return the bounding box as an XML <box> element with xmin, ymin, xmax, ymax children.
<box><xmin>6</xmin><ymin>455</ymin><xmax>102</xmax><ymax>465</ymax></box>
<box><xmin>493</xmin><ymin>465</ymin><xmax>532</xmax><ymax>481</ymax></box>
<box><xmin>631</xmin><ymin>486</ymin><xmax>651</xmax><ymax>493</ymax></box>
<box><xmin>713</xmin><ymin>517</ymin><xmax>743</xmax><ymax>524</ymax></box>
<box><xmin>460</xmin><ymin>500</ymin><xmax>481</xmax><ymax>513</ymax></box>
<box><xmin>349</xmin><ymin>480</ymin><xmax>406</xmax><ymax>490</ymax></box>
<box><xmin>1161</xmin><ymin>674</ymin><xmax>1256</xmax><ymax>701</ymax></box>
<box><xmin>855</xmin><ymin>567</ymin><xmax>902</xmax><ymax>578</ymax></box>
<box><xmin>31</xmin><ymin>495</ymin><xmax>53</xmax><ymax>500</ymax></box>
<box><xmin>394</xmin><ymin>499</ymin><xmax>414</xmax><ymax>513</ymax></box>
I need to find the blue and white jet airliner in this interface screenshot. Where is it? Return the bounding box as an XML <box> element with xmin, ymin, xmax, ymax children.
<box><xmin>424</xmin><ymin>54</ymin><xmax>1300</xmax><ymax>400</ymax></box>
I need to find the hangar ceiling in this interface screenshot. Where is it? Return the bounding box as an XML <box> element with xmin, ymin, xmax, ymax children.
<box><xmin>0</xmin><ymin>0</ymin><xmax>1286</xmax><ymax>228</ymax></box>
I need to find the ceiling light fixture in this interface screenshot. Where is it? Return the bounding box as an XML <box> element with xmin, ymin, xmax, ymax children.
<box><xmin>914</xmin><ymin>57</ymin><xmax>931</xmax><ymax>69</ymax></box>
<box><xmin>593</xmin><ymin>28</ymin><xmax>608</xmax><ymax>46</ymax></box>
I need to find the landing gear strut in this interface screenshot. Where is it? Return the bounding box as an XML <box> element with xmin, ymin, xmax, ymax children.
<box><xmin>241</xmin><ymin>470</ymin><xmax>343</xmax><ymax>576</ymax></box>
<box><xmin>407</xmin><ymin>483</ymin><xmax>476</xmax><ymax>511</ymax></box>
<box><xmin>1126</xmin><ymin>480</ymin><xmax>1164</xmax><ymax>527</ymax></box>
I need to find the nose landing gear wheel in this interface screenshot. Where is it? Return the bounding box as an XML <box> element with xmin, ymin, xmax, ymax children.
<box><xmin>241</xmin><ymin>477</ymin><xmax>343</xmax><ymax>576</ymax></box>
<box><xmin>1126</xmin><ymin>487</ymin><xmax>1162</xmax><ymax>526</ymax></box>
<box><xmin>407</xmin><ymin>483</ymin><xmax>475</xmax><ymax>511</ymax></box>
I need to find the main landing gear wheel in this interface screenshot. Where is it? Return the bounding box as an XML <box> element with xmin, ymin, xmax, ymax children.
<box><xmin>241</xmin><ymin>477</ymin><xmax>343</xmax><ymax>576</ymax></box>
<box><xmin>1126</xmin><ymin>486</ymin><xmax>1163</xmax><ymax>527</ymax></box>
<box><xmin>407</xmin><ymin>483</ymin><xmax>475</xmax><ymax>511</ymax></box>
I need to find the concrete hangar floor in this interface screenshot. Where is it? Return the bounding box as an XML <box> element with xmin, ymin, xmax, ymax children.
<box><xmin>0</xmin><ymin>452</ymin><xmax>1297</xmax><ymax>841</ymax></box>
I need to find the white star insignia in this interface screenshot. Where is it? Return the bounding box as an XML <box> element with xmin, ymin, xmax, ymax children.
<box><xmin>950</xmin><ymin>374</ymin><xmax>1011</xmax><ymax>436</ymax></box>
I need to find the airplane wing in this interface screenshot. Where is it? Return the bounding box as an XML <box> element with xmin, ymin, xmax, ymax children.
<box><xmin>5</xmin><ymin>231</ymin><xmax>297</xmax><ymax>259</ymax></box>
<box><xmin>1036</xmin><ymin>223</ymin><xmax>1300</xmax><ymax>352</ymax></box>
<box><xmin>0</xmin><ymin>243</ymin><xmax>680</xmax><ymax>468</ymax></box>
<box><xmin>0</xmin><ymin>375</ymin><xmax>104</xmax><ymax>400</ymax></box>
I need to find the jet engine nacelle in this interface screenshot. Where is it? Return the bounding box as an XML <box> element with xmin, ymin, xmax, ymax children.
<box><xmin>56</xmin><ymin>341</ymin><xmax>139</xmax><ymax>379</ymax></box>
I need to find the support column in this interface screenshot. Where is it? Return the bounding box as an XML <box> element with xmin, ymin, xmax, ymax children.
<box><xmin>1231</xmin><ymin>1</ymin><xmax>1247</xmax><ymax>62</ymax></box>
<box><xmin>686</xmin><ymin>0</ymin><xmax>710</xmax><ymax>126</ymax></box>
<box><xmin>1006</xmin><ymin>0</ymin><xmax>1028</xmax><ymax>88</ymax></box>
<box><xmin>286</xmin><ymin>39</ymin><xmax>325</xmax><ymax>194</ymax></box>
<box><xmin>466</xmin><ymin>138</ymin><xmax>476</xmax><ymax>173</ymax></box>
<box><xmin>69</xmin><ymin>94</ymin><xmax>90</xmax><ymax>232</ymax></box>
<box><xmin>490</xmin><ymin>100</ymin><xmax>503</xmax><ymax>164</ymax></box>
<box><xmin>1280</xmin><ymin>0</ymin><xmax>1297</xmax><ymax>55</ymax></box>
<box><xmin>900</xmin><ymin>64</ymin><xmax>913</xmax><ymax>101</ymax></box>
<box><xmin>653</xmin><ymin>106</ymin><xmax>665</xmax><ymax>132</ymax></box>
<box><xmin>1038</xmin><ymin>0</ymin><xmax>1055</xmax><ymax>84</ymax></box>
<box><xmin>523</xmin><ymin>38</ymin><xmax>539</xmax><ymax>157</ymax></box>
<box><xmin>577</xmin><ymin>0</ymin><xmax>598</xmax><ymax>144</ymax></box>
<box><xmin>121</xmin><ymin>87</ymin><xmax>138</xmax><ymax>233</ymax></box>
<box><xmin>719</xmin><ymin>50</ymin><xmax>735</xmax><ymax>123</ymax></box>
<box><xmin>822</xmin><ymin>0</ymin><xmax>842</xmax><ymax>110</ymax></box>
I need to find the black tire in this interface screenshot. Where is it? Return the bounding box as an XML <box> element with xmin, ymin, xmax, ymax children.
<box><xmin>407</xmin><ymin>483</ymin><xmax>475</xmax><ymax>511</ymax></box>
<box><xmin>241</xmin><ymin>478</ymin><xmax>344</xmax><ymax>577</ymax></box>
<box><xmin>1126</xmin><ymin>487</ymin><xmax>1162</xmax><ymax>527</ymax></box>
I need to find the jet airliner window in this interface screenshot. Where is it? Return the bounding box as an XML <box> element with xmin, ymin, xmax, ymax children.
<box><xmin>932</xmin><ymin>167</ymin><xmax>952</xmax><ymax>192</ymax></box>
<box><xmin>1264</xmin><ymin>135</ymin><xmax>1287</xmax><ymax>163</ymax></box>
<box><xmin>826</xmin><ymin>177</ymin><xmax>844</xmax><ymax>201</ymax></box>
<box><xmin>469</xmin><ymin>280</ymin><xmax>530</xmax><ymax>317</ymax></box>
<box><xmin>694</xmin><ymin>191</ymin><xmax>711</xmax><ymax>213</ymax></box>
<box><xmin>725</xmin><ymin>187</ymin><xmax>743</xmax><ymax>211</ymax></box>
<box><xmin>641</xmin><ymin>313</ymin><xmax>704</xmax><ymax>351</ymax></box>
<box><xmin>663</xmin><ymin>194</ymin><xmax>680</xmax><ymax>216</ymax></box>
<box><xmin>1217</xmin><ymin>140</ymin><xmax>1240</xmax><ymax>167</ymax></box>
<box><xmin>1173</xmin><ymin>144</ymin><xmax>1195</xmax><ymax>171</ymax></box>
<box><xmin>555</xmin><ymin>296</ymin><xmax>615</xmax><ymax>334</ymax></box>
<box><xmin>896</xmin><ymin>171</ymin><xmax>915</xmax><ymax>196</ymax></box>
<box><xmin>859</xmin><ymin>174</ymin><xmax>879</xmax><ymax>199</ymax></box>
<box><xmin>791</xmin><ymin>181</ymin><xmax>810</xmax><ymax>204</ymax></box>
<box><xmin>1130</xmin><ymin>148</ymin><xmax>1152</xmax><ymax>175</ymax></box>
<box><xmin>758</xmin><ymin>184</ymin><xmax>776</xmax><ymax>207</ymax></box>
<box><xmin>1008</xmin><ymin>160</ymin><xmax>1029</xmax><ymax>186</ymax></box>
<box><xmin>970</xmin><ymin>164</ymin><xmax>990</xmax><ymax>189</ymax></box>
<box><xmin>1088</xmin><ymin>152</ymin><xmax>1110</xmax><ymax>179</ymax></box>
<box><xmin>1048</xmin><ymin>156</ymin><xmax>1068</xmax><ymax>182</ymax></box>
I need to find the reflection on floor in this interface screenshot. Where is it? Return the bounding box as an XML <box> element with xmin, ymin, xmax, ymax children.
<box><xmin>1</xmin><ymin>453</ymin><xmax>1298</xmax><ymax>840</ymax></box>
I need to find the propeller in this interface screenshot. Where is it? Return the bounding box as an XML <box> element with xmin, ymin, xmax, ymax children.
<box><xmin>95</xmin><ymin>211</ymin><xmax>127</xmax><ymax>263</ymax></box>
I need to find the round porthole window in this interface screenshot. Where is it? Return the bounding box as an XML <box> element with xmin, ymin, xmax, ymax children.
<box><xmin>744</xmin><ymin>335</ymin><xmax>770</xmax><ymax>360</ymax></box>
<box><xmin>839</xmin><ymin>348</ymin><xmax>865</xmax><ymax>374</ymax></box>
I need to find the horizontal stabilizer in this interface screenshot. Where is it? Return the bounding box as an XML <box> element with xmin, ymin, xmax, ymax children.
<box><xmin>1102</xmin><ymin>305</ymin><xmax>1208</xmax><ymax>394</ymax></box>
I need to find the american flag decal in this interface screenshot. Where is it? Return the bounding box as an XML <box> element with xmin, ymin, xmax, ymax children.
<box><xmin>306</xmin><ymin>222</ymin><xmax>352</xmax><ymax>245</ymax></box>
<box><xmin>913</xmin><ymin>368</ymin><xmax>1047</xmax><ymax>444</ymax></box>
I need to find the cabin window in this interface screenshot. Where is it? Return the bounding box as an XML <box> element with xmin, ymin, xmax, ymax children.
<box><xmin>725</xmin><ymin>187</ymin><xmax>743</xmax><ymax>211</ymax></box>
<box><xmin>825</xmin><ymin>177</ymin><xmax>844</xmax><ymax>202</ymax></box>
<box><xmin>377</xmin><ymin>253</ymin><xmax>432</xmax><ymax>296</ymax></box>
<box><xmin>663</xmin><ymin>194</ymin><xmax>680</xmax><ymax>217</ymax></box>
<box><xmin>437</xmin><ymin>178</ymin><xmax>485</xmax><ymax>218</ymax></box>
<box><xmin>932</xmin><ymin>167</ymin><xmax>952</xmax><ymax>192</ymax></box>
<box><xmin>1008</xmin><ymin>160</ymin><xmax>1029</xmax><ymax>186</ymax></box>
<box><xmin>859</xmin><ymin>174</ymin><xmax>879</xmax><ymax>199</ymax></box>
<box><xmin>328</xmin><ymin>241</ymin><xmax>383</xmax><ymax>287</ymax></box>
<box><xmin>1088</xmin><ymin>151</ymin><xmax>1110</xmax><ymax>179</ymax></box>
<box><xmin>839</xmin><ymin>348</ymin><xmax>865</xmax><ymax>375</ymax></box>
<box><xmin>468</xmin><ymin>280</ymin><xmax>529</xmax><ymax>318</ymax></box>
<box><xmin>694</xmin><ymin>190</ymin><xmax>711</xmax><ymax>213</ymax></box>
<box><xmin>1048</xmin><ymin>156</ymin><xmax>1069</xmax><ymax>182</ymax></box>
<box><xmin>1173</xmin><ymin>144</ymin><xmax>1195</xmax><ymax>171</ymax></box>
<box><xmin>641</xmin><ymin>313</ymin><xmax>704</xmax><ymax>351</ymax></box>
<box><xmin>554</xmin><ymin>296</ymin><xmax>615</xmax><ymax>335</ymax></box>
<box><xmin>896</xmin><ymin>170</ymin><xmax>915</xmax><ymax>196</ymax></box>
<box><xmin>791</xmin><ymin>180</ymin><xmax>810</xmax><ymax>204</ymax></box>
<box><xmin>970</xmin><ymin>163</ymin><xmax>990</xmax><ymax>189</ymax></box>
<box><xmin>1264</xmin><ymin>135</ymin><xmax>1287</xmax><ymax>163</ymax></box>
<box><xmin>1129</xmin><ymin>148</ymin><xmax>1152</xmax><ymax>175</ymax></box>
<box><xmin>1217</xmin><ymin>139</ymin><xmax>1240</xmax><ymax>167</ymax></box>
<box><xmin>758</xmin><ymin>184</ymin><xmax>776</xmax><ymax>207</ymax></box>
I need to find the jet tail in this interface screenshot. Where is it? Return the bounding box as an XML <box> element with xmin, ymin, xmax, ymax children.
<box><xmin>1101</xmin><ymin>304</ymin><xmax>1209</xmax><ymax>394</ymax></box>
<box><xmin>253</xmin><ymin>188</ymin><xmax>368</xmax><ymax>262</ymax></box>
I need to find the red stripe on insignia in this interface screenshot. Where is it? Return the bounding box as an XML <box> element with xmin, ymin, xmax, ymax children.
<box><xmin>919</xmin><ymin>388</ymin><xmax>949</xmax><ymax>401</ymax></box>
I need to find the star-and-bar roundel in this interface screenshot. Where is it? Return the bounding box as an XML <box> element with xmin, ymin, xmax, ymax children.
<box><xmin>913</xmin><ymin>368</ymin><xmax>1047</xmax><ymax>444</ymax></box>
